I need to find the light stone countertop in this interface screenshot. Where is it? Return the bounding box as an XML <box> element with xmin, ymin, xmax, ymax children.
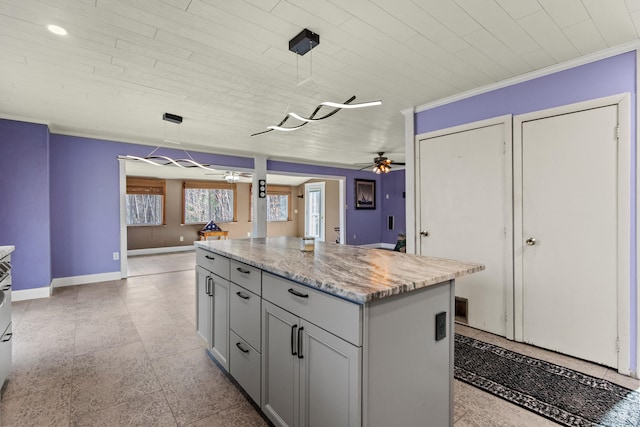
<box><xmin>195</xmin><ymin>237</ymin><xmax>484</xmax><ymax>304</ymax></box>
<box><xmin>0</xmin><ymin>246</ymin><xmax>15</xmax><ymax>260</ymax></box>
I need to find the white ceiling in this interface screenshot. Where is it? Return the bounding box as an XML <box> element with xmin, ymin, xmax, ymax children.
<box><xmin>1</xmin><ymin>0</ymin><xmax>639</xmax><ymax>168</ymax></box>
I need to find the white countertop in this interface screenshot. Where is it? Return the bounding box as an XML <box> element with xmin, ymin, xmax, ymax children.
<box><xmin>195</xmin><ymin>237</ymin><xmax>483</xmax><ymax>304</ymax></box>
<box><xmin>0</xmin><ymin>246</ymin><xmax>15</xmax><ymax>260</ymax></box>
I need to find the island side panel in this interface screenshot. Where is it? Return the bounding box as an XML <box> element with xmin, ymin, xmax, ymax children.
<box><xmin>363</xmin><ymin>280</ymin><xmax>454</xmax><ymax>427</ymax></box>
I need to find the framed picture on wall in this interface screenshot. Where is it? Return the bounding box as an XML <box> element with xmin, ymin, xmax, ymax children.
<box><xmin>355</xmin><ymin>179</ymin><xmax>376</xmax><ymax>209</ymax></box>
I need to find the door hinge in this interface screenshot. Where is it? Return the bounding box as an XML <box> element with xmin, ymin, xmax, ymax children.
<box><xmin>615</xmin><ymin>125</ymin><xmax>620</xmax><ymax>141</ymax></box>
<box><xmin>615</xmin><ymin>338</ymin><xmax>620</xmax><ymax>352</ymax></box>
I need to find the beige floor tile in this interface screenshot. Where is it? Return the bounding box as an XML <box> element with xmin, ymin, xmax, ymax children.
<box><xmin>70</xmin><ymin>342</ymin><xmax>162</xmax><ymax>418</ymax></box>
<box><xmin>71</xmin><ymin>390</ymin><xmax>177</xmax><ymax>427</ymax></box>
<box><xmin>454</xmin><ymin>381</ymin><xmax>559</xmax><ymax>426</ymax></box>
<box><xmin>1</xmin><ymin>382</ymin><xmax>72</xmax><ymax>427</ymax></box>
<box><xmin>187</xmin><ymin>401</ymin><xmax>269</xmax><ymax>427</ymax></box>
<box><xmin>74</xmin><ymin>313</ymin><xmax>141</xmax><ymax>355</ymax></box>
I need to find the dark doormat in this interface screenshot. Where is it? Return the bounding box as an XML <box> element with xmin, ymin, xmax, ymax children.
<box><xmin>454</xmin><ymin>334</ymin><xmax>640</xmax><ymax>426</ymax></box>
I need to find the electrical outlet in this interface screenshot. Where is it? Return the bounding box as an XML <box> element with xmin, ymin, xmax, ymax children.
<box><xmin>179</xmin><ymin>236</ymin><xmax>184</xmax><ymax>242</ymax></box>
<box><xmin>353</xmin><ymin>234</ymin><xmax>356</xmax><ymax>239</ymax></box>
<box><xmin>247</xmin><ymin>232</ymin><xmax>251</xmax><ymax>237</ymax></box>
<box><xmin>113</xmin><ymin>252</ymin><xmax>119</xmax><ymax>261</ymax></box>
<box><xmin>435</xmin><ymin>312</ymin><xmax>447</xmax><ymax>341</ymax></box>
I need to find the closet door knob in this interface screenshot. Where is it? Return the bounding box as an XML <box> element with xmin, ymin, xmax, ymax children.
<box><xmin>526</xmin><ymin>237</ymin><xmax>536</xmax><ymax>246</ymax></box>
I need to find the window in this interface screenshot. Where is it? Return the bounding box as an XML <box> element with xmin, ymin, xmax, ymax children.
<box><xmin>126</xmin><ymin>177</ymin><xmax>166</xmax><ymax>226</ymax></box>
<box><xmin>250</xmin><ymin>185</ymin><xmax>292</xmax><ymax>222</ymax></box>
<box><xmin>183</xmin><ymin>180</ymin><xmax>237</xmax><ymax>224</ymax></box>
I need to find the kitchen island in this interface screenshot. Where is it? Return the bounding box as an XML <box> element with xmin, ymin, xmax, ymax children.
<box><xmin>195</xmin><ymin>237</ymin><xmax>483</xmax><ymax>427</ymax></box>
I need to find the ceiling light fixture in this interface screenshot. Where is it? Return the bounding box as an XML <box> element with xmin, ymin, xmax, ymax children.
<box><xmin>47</xmin><ymin>25</ymin><xmax>67</xmax><ymax>35</ymax></box>
<box><xmin>252</xmin><ymin>95</ymin><xmax>381</xmax><ymax>136</ymax></box>
<box><xmin>224</xmin><ymin>172</ymin><xmax>240</xmax><ymax>183</ymax></box>
<box><xmin>121</xmin><ymin>113</ymin><xmax>216</xmax><ymax>171</ymax></box>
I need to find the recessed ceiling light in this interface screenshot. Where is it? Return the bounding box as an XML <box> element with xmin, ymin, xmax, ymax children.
<box><xmin>47</xmin><ymin>25</ymin><xmax>67</xmax><ymax>36</ymax></box>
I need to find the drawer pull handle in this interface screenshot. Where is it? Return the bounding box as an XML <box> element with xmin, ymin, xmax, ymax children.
<box><xmin>236</xmin><ymin>291</ymin><xmax>250</xmax><ymax>300</ymax></box>
<box><xmin>288</xmin><ymin>288</ymin><xmax>309</xmax><ymax>298</ymax></box>
<box><xmin>236</xmin><ymin>342</ymin><xmax>250</xmax><ymax>353</ymax></box>
<box><xmin>1</xmin><ymin>332</ymin><xmax>12</xmax><ymax>343</ymax></box>
<box><xmin>297</xmin><ymin>327</ymin><xmax>304</xmax><ymax>359</ymax></box>
<box><xmin>291</xmin><ymin>324</ymin><xmax>298</xmax><ymax>356</ymax></box>
<box><xmin>236</xmin><ymin>267</ymin><xmax>251</xmax><ymax>274</ymax></box>
<box><xmin>205</xmin><ymin>255</ymin><xmax>215</xmax><ymax>260</ymax></box>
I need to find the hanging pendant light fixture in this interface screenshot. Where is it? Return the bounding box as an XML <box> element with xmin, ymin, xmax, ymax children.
<box><xmin>122</xmin><ymin>113</ymin><xmax>218</xmax><ymax>172</ymax></box>
<box><xmin>251</xmin><ymin>28</ymin><xmax>382</xmax><ymax>136</ymax></box>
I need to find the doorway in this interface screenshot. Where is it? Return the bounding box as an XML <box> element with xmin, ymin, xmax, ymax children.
<box><xmin>514</xmin><ymin>95</ymin><xmax>631</xmax><ymax>371</ymax></box>
<box><xmin>417</xmin><ymin>116</ymin><xmax>513</xmax><ymax>338</ymax></box>
<box><xmin>304</xmin><ymin>182</ymin><xmax>325</xmax><ymax>241</ymax></box>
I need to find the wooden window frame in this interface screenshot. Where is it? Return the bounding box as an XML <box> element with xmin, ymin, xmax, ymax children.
<box><xmin>250</xmin><ymin>184</ymin><xmax>292</xmax><ymax>222</ymax></box>
<box><xmin>126</xmin><ymin>177</ymin><xmax>166</xmax><ymax>225</ymax></box>
<box><xmin>182</xmin><ymin>180</ymin><xmax>237</xmax><ymax>224</ymax></box>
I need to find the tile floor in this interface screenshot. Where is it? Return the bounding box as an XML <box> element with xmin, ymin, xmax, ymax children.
<box><xmin>1</xmin><ymin>252</ymin><xmax>637</xmax><ymax>426</ymax></box>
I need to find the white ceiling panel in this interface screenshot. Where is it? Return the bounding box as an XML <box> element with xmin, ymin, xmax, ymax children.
<box><xmin>518</xmin><ymin>10</ymin><xmax>580</xmax><ymax>63</ymax></box>
<box><xmin>537</xmin><ymin>0</ymin><xmax>589</xmax><ymax>29</ymax></box>
<box><xmin>0</xmin><ymin>0</ymin><xmax>638</xmax><ymax>168</ymax></box>
<box><xmin>583</xmin><ymin>0</ymin><xmax>639</xmax><ymax>46</ymax></box>
<box><xmin>455</xmin><ymin>0</ymin><xmax>540</xmax><ymax>54</ymax></box>
<box><xmin>495</xmin><ymin>0</ymin><xmax>542</xmax><ymax>20</ymax></box>
<box><xmin>563</xmin><ymin>19</ymin><xmax>608</xmax><ymax>55</ymax></box>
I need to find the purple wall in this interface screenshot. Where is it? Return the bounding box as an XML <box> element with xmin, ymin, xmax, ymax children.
<box><xmin>49</xmin><ymin>136</ymin><xmax>254</xmax><ymax>279</ymax></box>
<box><xmin>381</xmin><ymin>169</ymin><xmax>406</xmax><ymax>244</ymax></box>
<box><xmin>267</xmin><ymin>160</ymin><xmax>383</xmax><ymax>245</ymax></box>
<box><xmin>415</xmin><ymin>51</ymin><xmax>637</xmax><ymax>372</ymax></box>
<box><xmin>0</xmin><ymin>119</ymin><xmax>51</xmax><ymax>291</ymax></box>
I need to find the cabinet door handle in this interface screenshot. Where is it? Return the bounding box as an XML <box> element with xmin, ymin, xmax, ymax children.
<box><xmin>288</xmin><ymin>288</ymin><xmax>309</xmax><ymax>299</ymax></box>
<box><xmin>297</xmin><ymin>327</ymin><xmax>304</xmax><ymax>359</ymax></box>
<box><xmin>291</xmin><ymin>324</ymin><xmax>298</xmax><ymax>356</ymax></box>
<box><xmin>1</xmin><ymin>285</ymin><xmax>10</xmax><ymax>291</ymax></box>
<box><xmin>205</xmin><ymin>277</ymin><xmax>210</xmax><ymax>296</ymax></box>
<box><xmin>1</xmin><ymin>332</ymin><xmax>12</xmax><ymax>342</ymax></box>
<box><xmin>236</xmin><ymin>291</ymin><xmax>250</xmax><ymax>300</ymax></box>
<box><xmin>205</xmin><ymin>255</ymin><xmax>215</xmax><ymax>260</ymax></box>
<box><xmin>235</xmin><ymin>342</ymin><xmax>250</xmax><ymax>353</ymax></box>
<box><xmin>236</xmin><ymin>267</ymin><xmax>251</xmax><ymax>274</ymax></box>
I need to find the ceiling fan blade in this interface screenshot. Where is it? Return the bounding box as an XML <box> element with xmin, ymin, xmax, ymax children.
<box><xmin>392</xmin><ymin>162</ymin><xmax>406</xmax><ymax>166</ymax></box>
<box><xmin>358</xmin><ymin>164</ymin><xmax>374</xmax><ymax>171</ymax></box>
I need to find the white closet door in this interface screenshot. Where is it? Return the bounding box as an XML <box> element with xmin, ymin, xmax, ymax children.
<box><xmin>520</xmin><ymin>105</ymin><xmax>619</xmax><ymax>367</ymax></box>
<box><xmin>419</xmin><ymin>120</ymin><xmax>512</xmax><ymax>337</ymax></box>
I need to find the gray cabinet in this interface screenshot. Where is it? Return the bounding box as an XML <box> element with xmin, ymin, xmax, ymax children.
<box><xmin>196</xmin><ymin>265</ymin><xmax>211</xmax><ymax>347</ymax></box>
<box><xmin>0</xmin><ymin>251</ymin><xmax>12</xmax><ymax>398</ymax></box>
<box><xmin>195</xmin><ymin>249</ymin><xmax>230</xmax><ymax>371</ymax></box>
<box><xmin>261</xmin><ymin>300</ymin><xmax>361</xmax><ymax>427</ymax></box>
<box><xmin>229</xmin><ymin>262</ymin><xmax>262</xmax><ymax>405</ymax></box>
<box><xmin>210</xmin><ymin>276</ymin><xmax>229</xmax><ymax>370</ymax></box>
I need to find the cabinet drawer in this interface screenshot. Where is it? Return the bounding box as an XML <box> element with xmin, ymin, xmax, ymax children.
<box><xmin>230</xmin><ymin>283</ymin><xmax>261</xmax><ymax>351</ymax></box>
<box><xmin>196</xmin><ymin>248</ymin><xmax>229</xmax><ymax>279</ymax></box>
<box><xmin>230</xmin><ymin>260</ymin><xmax>261</xmax><ymax>295</ymax></box>
<box><xmin>229</xmin><ymin>330</ymin><xmax>261</xmax><ymax>405</ymax></box>
<box><xmin>262</xmin><ymin>273</ymin><xmax>362</xmax><ymax>346</ymax></box>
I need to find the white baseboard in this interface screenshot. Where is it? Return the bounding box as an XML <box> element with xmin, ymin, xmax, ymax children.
<box><xmin>358</xmin><ymin>242</ymin><xmax>396</xmax><ymax>250</ymax></box>
<box><xmin>51</xmin><ymin>271</ymin><xmax>122</xmax><ymax>288</ymax></box>
<box><xmin>128</xmin><ymin>245</ymin><xmax>196</xmax><ymax>256</ymax></box>
<box><xmin>12</xmin><ymin>286</ymin><xmax>51</xmax><ymax>301</ymax></box>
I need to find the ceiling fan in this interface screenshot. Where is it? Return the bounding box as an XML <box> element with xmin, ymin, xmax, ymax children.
<box><xmin>358</xmin><ymin>152</ymin><xmax>405</xmax><ymax>174</ymax></box>
<box><xmin>205</xmin><ymin>171</ymin><xmax>253</xmax><ymax>183</ymax></box>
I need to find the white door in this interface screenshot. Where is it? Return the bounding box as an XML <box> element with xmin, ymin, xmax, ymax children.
<box><xmin>418</xmin><ymin>119</ymin><xmax>512</xmax><ymax>337</ymax></box>
<box><xmin>519</xmin><ymin>105</ymin><xmax>619</xmax><ymax>367</ymax></box>
<box><xmin>305</xmin><ymin>183</ymin><xmax>325</xmax><ymax>241</ymax></box>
